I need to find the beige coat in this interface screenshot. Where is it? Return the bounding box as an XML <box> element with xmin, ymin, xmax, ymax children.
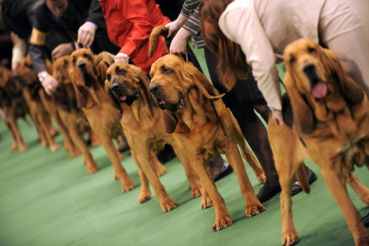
<box><xmin>219</xmin><ymin>0</ymin><xmax>369</xmax><ymax>110</ymax></box>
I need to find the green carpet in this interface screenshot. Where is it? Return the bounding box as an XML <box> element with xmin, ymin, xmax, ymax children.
<box><xmin>0</xmin><ymin>114</ymin><xmax>368</xmax><ymax>246</ymax></box>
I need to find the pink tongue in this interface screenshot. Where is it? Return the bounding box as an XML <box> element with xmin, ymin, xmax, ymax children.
<box><xmin>120</xmin><ymin>95</ymin><xmax>127</xmax><ymax>101</ymax></box>
<box><xmin>312</xmin><ymin>82</ymin><xmax>327</xmax><ymax>99</ymax></box>
<box><xmin>159</xmin><ymin>100</ymin><xmax>165</xmax><ymax>105</ymax></box>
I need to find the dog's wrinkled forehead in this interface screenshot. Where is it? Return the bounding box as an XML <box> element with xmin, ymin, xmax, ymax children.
<box><xmin>71</xmin><ymin>48</ymin><xmax>94</xmax><ymax>64</ymax></box>
<box><xmin>151</xmin><ymin>54</ymin><xmax>184</xmax><ymax>77</ymax></box>
<box><xmin>107</xmin><ymin>62</ymin><xmax>129</xmax><ymax>77</ymax></box>
<box><xmin>284</xmin><ymin>38</ymin><xmax>321</xmax><ymax>65</ymax></box>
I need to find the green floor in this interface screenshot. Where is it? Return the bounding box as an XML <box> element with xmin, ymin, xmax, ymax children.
<box><xmin>0</xmin><ymin>113</ymin><xmax>368</xmax><ymax>246</ymax></box>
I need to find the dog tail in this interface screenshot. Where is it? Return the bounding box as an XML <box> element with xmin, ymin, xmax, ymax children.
<box><xmin>94</xmin><ymin>51</ymin><xmax>115</xmax><ymax>67</ymax></box>
<box><xmin>295</xmin><ymin>165</ymin><xmax>311</xmax><ymax>194</ymax></box>
<box><xmin>148</xmin><ymin>26</ymin><xmax>171</xmax><ymax>58</ymax></box>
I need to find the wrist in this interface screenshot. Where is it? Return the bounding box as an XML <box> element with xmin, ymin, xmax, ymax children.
<box><xmin>38</xmin><ymin>71</ymin><xmax>49</xmax><ymax>82</ymax></box>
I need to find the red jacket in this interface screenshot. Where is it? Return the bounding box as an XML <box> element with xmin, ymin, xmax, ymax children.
<box><xmin>99</xmin><ymin>0</ymin><xmax>170</xmax><ymax>74</ymax></box>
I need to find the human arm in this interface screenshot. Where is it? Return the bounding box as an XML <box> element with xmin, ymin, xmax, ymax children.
<box><xmin>218</xmin><ymin>2</ymin><xmax>283</xmax><ymax>121</ymax></box>
<box><xmin>77</xmin><ymin>1</ymin><xmax>104</xmax><ymax>47</ymax></box>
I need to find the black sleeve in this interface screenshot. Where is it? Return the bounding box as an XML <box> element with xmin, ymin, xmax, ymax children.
<box><xmin>29</xmin><ymin>44</ymin><xmax>47</xmax><ymax>75</ymax></box>
<box><xmin>86</xmin><ymin>0</ymin><xmax>106</xmax><ymax>29</ymax></box>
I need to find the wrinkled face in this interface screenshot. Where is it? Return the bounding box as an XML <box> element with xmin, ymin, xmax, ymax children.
<box><xmin>105</xmin><ymin>62</ymin><xmax>142</xmax><ymax>106</ymax></box>
<box><xmin>149</xmin><ymin>55</ymin><xmax>191</xmax><ymax>111</ymax></box>
<box><xmin>45</xmin><ymin>0</ymin><xmax>68</xmax><ymax>17</ymax></box>
<box><xmin>284</xmin><ymin>39</ymin><xmax>332</xmax><ymax>100</ymax></box>
<box><xmin>53</xmin><ymin>56</ymin><xmax>71</xmax><ymax>85</ymax></box>
<box><xmin>70</xmin><ymin>48</ymin><xmax>96</xmax><ymax>87</ymax></box>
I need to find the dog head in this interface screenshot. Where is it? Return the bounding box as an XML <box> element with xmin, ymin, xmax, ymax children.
<box><xmin>283</xmin><ymin>38</ymin><xmax>365</xmax><ymax>134</ymax></box>
<box><xmin>69</xmin><ymin>48</ymin><xmax>99</xmax><ymax>88</ymax></box>
<box><xmin>105</xmin><ymin>62</ymin><xmax>151</xmax><ymax>108</ymax></box>
<box><xmin>149</xmin><ymin>54</ymin><xmax>224</xmax><ymax>112</ymax></box>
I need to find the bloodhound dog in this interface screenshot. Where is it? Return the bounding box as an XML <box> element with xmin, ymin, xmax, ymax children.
<box><xmin>0</xmin><ymin>66</ymin><xmax>29</xmax><ymax>152</ymax></box>
<box><xmin>69</xmin><ymin>48</ymin><xmax>135</xmax><ymax>191</ymax></box>
<box><xmin>17</xmin><ymin>57</ymin><xmax>60</xmax><ymax>151</ymax></box>
<box><xmin>102</xmin><ymin>53</ymin><xmax>202</xmax><ymax>211</ymax></box>
<box><xmin>268</xmin><ymin>38</ymin><xmax>369</xmax><ymax>245</ymax></box>
<box><xmin>149</xmin><ymin>54</ymin><xmax>266</xmax><ymax>231</ymax></box>
<box><xmin>52</xmin><ymin>55</ymin><xmax>99</xmax><ymax>174</ymax></box>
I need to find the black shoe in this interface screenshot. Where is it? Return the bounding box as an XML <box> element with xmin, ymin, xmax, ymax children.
<box><xmin>118</xmin><ymin>144</ymin><xmax>130</xmax><ymax>153</ymax></box>
<box><xmin>156</xmin><ymin>144</ymin><xmax>177</xmax><ymax>164</ymax></box>
<box><xmin>291</xmin><ymin>166</ymin><xmax>317</xmax><ymax>196</ymax></box>
<box><xmin>363</xmin><ymin>212</ymin><xmax>369</xmax><ymax>227</ymax></box>
<box><xmin>213</xmin><ymin>161</ymin><xmax>233</xmax><ymax>182</ymax></box>
<box><xmin>256</xmin><ymin>181</ymin><xmax>281</xmax><ymax>203</ymax></box>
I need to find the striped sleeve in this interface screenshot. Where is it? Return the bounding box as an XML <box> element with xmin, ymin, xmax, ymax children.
<box><xmin>181</xmin><ymin>0</ymin><xmax>201</xmax><ymax>18</ymax></box>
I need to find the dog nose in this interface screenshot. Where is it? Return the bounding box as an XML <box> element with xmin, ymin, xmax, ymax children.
<box><xmin>303</xmin><ymin>63</ymin><xmax>315</xmax><ymax>75</ymax></box>
<box><xmin>110</xmin><ymin>83</ymin><xmax>119</xmax><ymax>91</ymax></box>
<box><xmin>78</xmin><ymin>62</ymin><xmax>86</xmax><ymax>69</ymax></box>
<box><xmin>149</xmin><ymin>84</ymin><xmax>159</xmax><ymax>94</ymax></box>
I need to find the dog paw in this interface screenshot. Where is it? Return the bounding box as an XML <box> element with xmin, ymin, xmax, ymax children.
<box><xmin>87</xmin><ymin>164</ymin><xmax>99</xmax><ymax>174</ymax></box>
<box><xmin>50</xmin><ymin>144</ymin><xmax>60</xmax><ymax>152</ymax></box>
<box><xmin>191</xmin><ymin>186</ymin><xmax>202</xmax><ymax>198</ymax></box>
<box><xmin>212</xmin><ymin>215</ymin><xmax>232</xmax><ymax>231</ymax></box>
<box><xmin>155</xmin><ymin>164</ymin><xmax>167</xmax><ymax>176</ymax></box>
<box><xmin>160</xmin><ymin>200</ymin><xmax>177</xmax><ymax>212</ymax></box>
<box><xmin>10</xmin><ymin>142</ymin><xmax>18</xmax><ymax>152</ymax></box>
<box><xmin>138</xmin><ymin>192</ymin><xmax>151</xmax><ymax>203</ymax></box>
<box><xmin>201</xmin><ymin>195</ymin><xmax>213</xmax><ymax>209</ymax></box>
<box><xmin>245</xmin><ymin>202</ymin><xmax>266</xmax><ymax>217</ymax></box>
<box><xmin>19</xmin><ymin>144</ymin><xmax>28</xmax><ymax>153</ymax></box>
<box><xmin>282</xmin><ymin>231</ymin><xmax>299</xmax><ymax>246</ymax></box>
<box><xmin>69</xmin><ymin>148</ymin><xmax>81</xmax><ymax>157</ymax></box>
<box><xmin>257</xmin><ymin>171</ymin><xmax>267</xmax><ymax>184</ymax></box>
<box><xmin>121</xmin><ymin>180</ymin><xmax>135</xmax><ymax>192</ymax></box>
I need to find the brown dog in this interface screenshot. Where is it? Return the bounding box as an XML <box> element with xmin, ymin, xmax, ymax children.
<box><xmin>149</xmin><ymin>54</ymin><xmax>266</xmax><ymax>231</ymax></box>
<box><xmin>52</xmin><ymin>55</ymin><xmax>100</xmax><ymax>174</ymax></box>
<box><xmin>103</xmin><ymin>56</ymin><xmax>202</xmax><ymax>211</ymax></box>
<box><xmin>17</xmin><ymin>56</ymin><xmax>60</xmax><ymax>151</ymax></box>
<box><xmin>0</xmin><ymin>66</ymin><xmax>29</xmax><ymax>152</ymax></box>
<box><xmin>268</xmin><ymin>38</ymin><xmax>369</xmax><ymax>245</ymax></box>
<box><xmin>69</xmin><ymin>48</ymin><xmax>135</xmax><ymax>191</ymax></box>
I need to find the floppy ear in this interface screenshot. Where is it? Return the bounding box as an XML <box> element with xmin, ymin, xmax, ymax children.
<box><xmin>285</xmin><ymin>71</ymin><xmax>315</xmax><ymax>135</ymax></box>
<box><xmin>161</xmin><ymin>110</ymin><xmax>178</xmax><ymax>134</ymax></box>
<box><xmin>187</xmin><ymin>65</ymin><xmax>225</xmax><ymax>100</ymax></box>
<box><xmin>107</xmin><ymin>87</ymin><xmax>123</xmax><ymax>116</ymax></box>
<box><xmin>323</xmin><ymin>49</ymin><xmax>364</xmax><ymax>105</ymax></box>
<box><xmin>74</xmin><ymin>84</ymin><xmax>87</xmax><ymax>108</ymax></box>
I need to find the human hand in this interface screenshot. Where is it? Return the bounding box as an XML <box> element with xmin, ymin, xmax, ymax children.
<box><xmin>165</xmin><ymin>20</ymin><xmax>181</xmax><ymax>37</ymax></box>
<box><xmin>51</xmin><ymin>43</ymin><xmax>74</xmax><ymax>60</ymax></box>
<box><xmin>39</xmin><ymin>73</ymin><xmax>59</xmax><ymax>95</ymax></box>
<box><xmin>115</xmin><ymin>53</ymin><xmax>130</xmax><ymax>63</ymax></box>
<box><xmin>169</xmin><ymin>28</ymin><xmax>191</xmax><ymax>54</ymax></box>
<box><xmin>271</xmin><ymin>110</ymin><xmax>285</xmax><ymax>126</ymax></box>
<box><xmin>78</xmin><ymin>22</ymin><xmax>96</xmax><ymax>47</ymax></box>
<box><xmin>11</xmin><ymin>62</ymin><xmax>20</xmax><ymax>75</ymax></box>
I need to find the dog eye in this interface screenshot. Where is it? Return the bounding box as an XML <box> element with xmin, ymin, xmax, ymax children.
<box><xmin>308</xmin><ymin>47</ymin><xmax>316</xmax><ymax>54</ymax></box>
<box><xmin>106</xmin><ymin>74</ymin><xmax>111</xmax><ymax>81</ymax></box>
<box><xmin>162</xmin><ymin>67</ymin><xmax>171</xmax><ymax>74</ymax></box>
<box><xmin>83</xmin><ymin>54</ymin><xmax>92</xmax><ymax>60</ymax></box>
<box><xmin>289</xmin><ymin>55</ymin><xmax>296</xmax><ymax>65</ymax></box>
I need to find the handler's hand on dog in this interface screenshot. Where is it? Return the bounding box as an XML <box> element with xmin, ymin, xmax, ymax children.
<box><xmin>272</xmin><ymin>110</ymin><xmax>286</xmax><ymax>126</ymax></box>
<box><xmin>41</xmin><ymin>75</ymin><xmax>59</xmax><ymax>95</ymax></box>
<box><xmin>115</xmin><ymin>53</ymin><xmax>130</xmax><ymax>63</ymax></box>
<box><xmin>169</xmin><ymin>28</ymin><xmax>191</xmax><ymax>54</ymax></box>
<box><xmin>165</xmin><ymin>20</ymin><xmax>180</xmax><ymax>37</ymax></box>
<box><xmin>78</xmin><ymin>22</ymin><xmax>96</xmax><ymax>47</ymax></box>
<box><xmin>52</xmin><ymin>43</ymin><xmax>74</xmax><ymax>60</ymax></box>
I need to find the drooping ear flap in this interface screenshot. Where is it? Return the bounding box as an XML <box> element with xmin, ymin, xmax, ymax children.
<box><xmin>323</xmin><ymin>49</ymin><xmax>364</xmax><ymax>105</ymax></box>
<box><xmin>161</xmin><ymin>110</ymin><xmax>178</xmax><ymax>134</ymax></box>
<box><xmin>285</xmin><ymin>72</ymin><xmax>315</xmax><ymax>135</ymax></box>
<box><xmin>107</xmin><ymin>87</ymin><xmax>123</xmax><ymax>117</ymax></box>
<box><xmin>74</xmin><ymin>84</ymin><xmax>87</xmax><ymax>108</ymax></box>
<box><xmin>187</xmin><ymin>64</ymin><xmax>225</xmax><ymax>100</ymax></box>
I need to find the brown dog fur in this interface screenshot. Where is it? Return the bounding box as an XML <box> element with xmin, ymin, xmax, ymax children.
<box><xmin>104</xmin><ymin>56</ymin><xmax>202</xmax><ymax>211</ymax></box>
<box><xmin>149</xmin><ymin>54</ymin><xmax>266</xmax><ymax>231</ymax></box>
<box><xmin>69</xmin><ymin>48</ymin><xmax>135</xmax><ymax>192</ymax></box>
<box><xmin>0</xmin><ymin>66</ymin><xmax>29</xmax><ymax>152</ymax></box>
<box><xmin>268</xmin><ymin>38</ymin><xmax>369</xmax><ymax>245</ymax></box>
